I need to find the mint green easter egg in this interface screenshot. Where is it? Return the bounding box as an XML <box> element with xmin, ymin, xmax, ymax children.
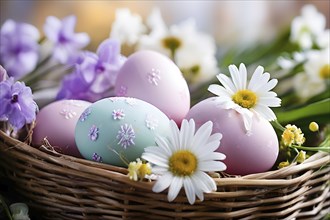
<box><xmin>75</xmin><ymin>97</ymin><xmax>171</xmax><ymax>167</ymax></box>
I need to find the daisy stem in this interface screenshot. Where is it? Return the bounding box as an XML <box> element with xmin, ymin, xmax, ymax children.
<box><xmin>271</xmin><ymin>120</ymin><xmax>285</xmax><ymax>132</ymax></box>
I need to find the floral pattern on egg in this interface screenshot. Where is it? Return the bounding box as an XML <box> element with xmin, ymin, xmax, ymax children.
<box><xmin>117</xmin><ymin>85</ymin><xmax>127</xmax><ymax>96</ymax></box>
<box><xmin>59</xmin><ymin>108</ymin><xmax>77</xmax><ymax>119</ymax></box>
<box><xmin>125</xmin><ymin>97</ymin><xmax>137</xmax><ymax>106</ymax></box>
<box><xmin>145</xmin><ymin>114</ymin><xmax>158</xmax><ymax>130</ymax></box>
<box><xmin>79</xmin><ymin>107</ymin><xmax>92</xmax><ymax>122</ymax></box>
<box><xmin>112</xmin><ymin>109</ymin><xmax>125</xmax><ymax>120</ymax></box>
<box><xmin>89</xmin><ymin>125</ymin><xmax>99</xmax><ymax>141</ymax></box>
<box><xmin>75</xmin><ymin>97</ymin><xmax>171</xmax><ymax>167</ymax></box>
<box><xmin>117</xmin><ymin>124</ymin><xmax>136</xmax><ymax>149</ymax></box>
<box><xmin>92</xmin><ymin>152</ymin><xmax>102</xmax><ymax>162</ymax></box>
<box><xmin>147</xmin><ymin>68</ymin><xmax>161</xmax><ymax>86</ymax></box>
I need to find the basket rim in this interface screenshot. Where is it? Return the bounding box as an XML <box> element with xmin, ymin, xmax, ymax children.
<box><xmin>1</xmin><ymin>130</ymin><xmax>329</xmax><ymax>190</ymax></box>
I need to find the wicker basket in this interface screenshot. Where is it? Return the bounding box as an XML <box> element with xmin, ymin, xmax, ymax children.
<box><xmin>0</xmin><ymin>130</ymin><xmax>329</xmax><ymax>220</ymax></box>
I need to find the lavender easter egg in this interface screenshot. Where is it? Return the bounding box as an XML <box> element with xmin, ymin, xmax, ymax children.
<box><xmin>75</xmin><ymin>97</ymin><xmax>171</xmax><ymax>167</ymax></box>
<box><xmin>32</xmin><ymin>100</ymin><xmax>92</xmax><ymax>157</ymax></box>
<box><xmin>186</xmin><ymin>97</ymin><xmax>279</xmax><ymax>175</ymax></box>
<box><xmin>114</xmin><ymin>50</ymin><xmax>190</xmax><ymax>125</ymax></box>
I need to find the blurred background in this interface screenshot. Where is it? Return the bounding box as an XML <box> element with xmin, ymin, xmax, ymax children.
<box><xmin>1</xmin><ymin>0</ymin><xmax>329</xmax><ymax>51</ymax></box>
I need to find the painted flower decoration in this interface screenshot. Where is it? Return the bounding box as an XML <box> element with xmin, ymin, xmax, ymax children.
<box><xmin>117</xmin><ymin>124</ymin><xmax>136</xmax><ymax>149</ymax></box>
<box><xmin>142</xmin><ymin>119</ymin><xmax>226</xmax><ymax>205</ymax></box>
<box><xmin>0</xmin><ymin>20</ymin><xmax>39</xmax><ymax>79</ymax></box>
<box><xmin>44</xmin><ymin>15</ymin><xmax>90</xmax><ymax>64</ymax></box>
<box><xmin>208</xmin><ymin>63</ymin><xmax>281</xmax><ymax>132</ymax></box>
<box><xmin>0</xmin><ymin>77</ymin><xmax>38</xmax><ymax>130</ymax></box>
<box><xmin>89</xmin><ymin>125</ymin><xmax>99</xmax><ymax>141</ymax></box>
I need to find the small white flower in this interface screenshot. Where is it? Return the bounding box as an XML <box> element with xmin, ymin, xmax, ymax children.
<box><xmin>208</xmin><ymin>63</ymin><xmax>281</xmax><ymax>132</ymax></box>
<box><xmin>290</xmin><ymin>5</ymin><xmax>326</xmax><ymax>50</ymax></box>
<box><xmin>110</xmin><ymin>8</ymin><xmax>146</xmax><ymax>46</ymax></box>
<box><xmin>138</xmin><ymin>8</ymin><xmax>218</xmax><ymax>85</ymax></box>
<box><xmin>142</xmin><ymin>119</ymin><xmax>226</xmax><ymax>205</ymax></box>
<box><xmin>293</xmin><ymin>48</ymin><xmax>329</xmax><ymax>99</ymax></box>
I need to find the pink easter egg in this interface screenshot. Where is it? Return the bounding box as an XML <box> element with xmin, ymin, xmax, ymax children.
<box><xmin>186</xmin><ymin>97</ymin><xmax>279</xmax><ymax>175</ymax></box>
<box><xmin>114</xmin><ymin>50</ymin><xmax>190</xmax><ymax>125</ymax></box>
<box><xmin>32</xmin><ymin>99</ymin><xmax>91</xmax><ymax>158</ymax></box>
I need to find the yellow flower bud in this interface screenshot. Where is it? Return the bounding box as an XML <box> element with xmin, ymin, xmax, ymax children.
<box><xmin>309</xmin><ymin>122</ymin><xmax>319</xmax><ymax>132</ymax></box>
<box><xmin>278</xmin><ymin>161</ymin><xmax>290</xmax><ymax>169</ymax></box>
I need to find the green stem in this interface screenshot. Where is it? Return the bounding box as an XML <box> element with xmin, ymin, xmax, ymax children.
<box><xmin>0</xmin><ymin>194</ymin><xmax>13</xmax><ymax>220</ymax></box>
<box><xmin>289</xmin><ymin>144</ymin><xmax>330</xmax><ymax>153</ymax></box>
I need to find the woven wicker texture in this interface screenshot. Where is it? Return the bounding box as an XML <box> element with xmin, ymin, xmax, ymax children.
<box><xmin>0</xmin><ymin>130</ymin><xmax>329</xmax><ymax>220</ymax></box>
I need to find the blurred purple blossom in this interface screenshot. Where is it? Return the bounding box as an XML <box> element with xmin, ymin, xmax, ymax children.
<box><xmin>0</xmin><ymin>20</ymin><xmax>40</xmax><ymax>79</ymax></box>
<box><xmin>56</xmin><ymin>39</ymin><xmax>126</xmax><ymax>102</ymax></box>
<box><xmin>0</xmin><ymin>77</ymin><xmax>38</xmax><ymax>131</ymax></box>
<box><xmin>0</xmin><ymin>65</ymin><xmax>8</xmax><ymax>82</ymax></box>
<box><xmin>44</xmin><ymin>15</ymin><xmax>90</xmax><ymax>64</ymax></box>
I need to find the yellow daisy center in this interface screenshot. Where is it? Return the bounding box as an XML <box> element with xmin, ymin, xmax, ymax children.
<box><xmin>232</xmin><ymin>90</ymin><xmax>258</xmax><ymax>109</ymax></box>
<box><xmin>319</xmin><ymin>64</ymin><xmax>330</xmax><ymax>79</ymax></box>
<box><xmin>162</xmin><ymin>36</ymin><xmax>182</xmax><ymax>52</ymax></box>
<box><xmin>169</xmin><ymin>150</ymin><xmax>197</xmax><ymax>176</ymax></box>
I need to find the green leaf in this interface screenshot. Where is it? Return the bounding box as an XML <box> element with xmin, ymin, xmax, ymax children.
<box><xmin>276</xmin><ymin>99</ymin><xmax>330</xmax><ymax>124</ymax></box>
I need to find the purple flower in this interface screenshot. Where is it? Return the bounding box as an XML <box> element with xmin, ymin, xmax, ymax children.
<box><xmin>44</xmin><ymin>15</ymin><xmax>90</xmax><ymax>64</ymax></box>
<box><xmin>0</xmin><ymin>20</ymin><xmax>39</xmax><ymax>79</ymax></box>
<box><xmin>0</xmin><ymin>65</ymin><xmax>8</xmax><ymax>82</ymax></box>
<box><xmin>0</xmin><ymin>77</ymin><xmax>38</xmax><ymax>130</ymax></box>
<box><xmin>116</xmin><ymin>124</ymin><xmax>135</xmax><ymax>149</ymax></box>
<box><xmin>56</xmin><ymin>39</ymin><xmax>126</xmax><ymax>102</ymax></box>
<box><xmin>92</xmin><ymin>152</ymin><xmax>102</xmax><ymax>162</ymax></box>
<box><xmin>89</xmin><ymin>125</ymin><xmax>99</xmax><ymax>141</ymax></box>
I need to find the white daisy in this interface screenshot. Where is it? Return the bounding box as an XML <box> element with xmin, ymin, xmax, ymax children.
<box><xmin>293</xmin><ymin>48</ymin><xmax>329</xmax><ymax>100</ymax></box>
<box><xmin>290</xmin><ymin>5</ymin><xmax>326</xmax><ymax>50</ymax></box>
<box><xmin>142</xmin><ymin>119</ymin><xmax>226</xmax><ymax>205</ymax></box>
<box><xmin>110</xmin><ymin>8</ymin><xmax>146</xmax><ymax>46</ymax></box>
<box><xmin>208</xmin><ymin>63</ymin><xmax>281</xmax><ymax>132</ymax></box>
<box><xmin>137</xmin><ymin>8</ymin><xmax>218</xmax><ymax>85</ymax></box>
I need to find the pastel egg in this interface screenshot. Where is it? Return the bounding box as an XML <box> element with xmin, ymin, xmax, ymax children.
<box><xmin>186</xmin><ymin>97</ymin><xmax>279</xmax><ymax>175</ymax></box>
<box><xmin>75</xmin><ymin>97</ymin><xmax>171</xmax><ymax>167</ymax></box>
<box><xmin>32</xmin><ymin>100</ymin><xmax>92</xmax><ymax>158</ymax></box>
<box><xmin>114</xmin><ymin>50</ymin><xmax>190</xmax><ymax>125</ymax></box>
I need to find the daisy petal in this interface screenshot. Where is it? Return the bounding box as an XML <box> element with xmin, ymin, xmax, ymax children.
<box><xmin>152</xmin><ymin>172</ymin><xmax>173</xmax><ymax>193</ymax></box>
<box><xmin>258</xmin><ymin>96</ymin><xmax>281</xmax><ymax>107</ymax></box>
<box><xmin>195</xmin><ymin>171</ymin><xmax>217</xmax><ymax>192</ymax></box>
<box><xmin>152</xmin><ymin>166</ymin><xmax>168</xmax><ymax>175</ymax></box>
<box><xmin>229</xmin><ymin>64</ymin><xmax>242</xmax><ymax>90</ymax></box>
<box><xmin>253</xmin><ymin>105</ymin><xmax>277</xmax><ymax>121</ymax></box>
<box><xmin>200</xmin><ymin>152</ymin><xmax>226</xmax><ymax>161</ymax></box>
<box><xmin>199</xmin><ymin>161</ymin><xmax>227</xmax><ymax>172</ymax></box>
<box><xmin>208</xmin><ymin>84</ymin><xmax>232</xmax><ymax>97</ymax></box>
<box><xmin>207</xmin><ymin>133</ymin><xmax>222</xmax><ymax>143</ymax></box>
<box><xmin>155</xmin><ymin>135</ymin><xmax>172</xmax><ymax>156</ymax></box>
<box><xmin>168</xmin><ymin>120</ymin><xmax>180</xmax><ymax>151</ymax></box>
<box><xmin>256</xmin><ymin>79</ymin><xmax>278</xmax><ymax>93</ymax></box>
<box><xmin>167</xmin><ymin>176</ymin><xmax>183</xmax><ymax>202</ymax></box>
<box><xmin>248</xmin><ymin>66</ymin><xmax>264</xmax><ymax>90</ymax></box>
<box><xmin>239</xmin><ymin>63</ymin><xmax>247</xmax><ymax>89</ymax></box>
<box><xmin>183</xmin><ymin>177</ymin><xmax>196</xmax><ymax>204</ymax></box>
<box><xmin>217</xmin><ymin>74</ymin><xmax>236</xmax><ymax>94</ymax></box>
<box><xmin>191</xmin><ymin>177</ymin><xmax>204</xmax><ymax>201</ymax></box>
<box><xmin>191</xmin><ymin>121</ymin><xmax>213</xmax><ymax>152</ymax></box>
<box><xmin>142</xmin><ymin>152</ymin><xmax>169</xmax><ymax>168</ymax></box>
